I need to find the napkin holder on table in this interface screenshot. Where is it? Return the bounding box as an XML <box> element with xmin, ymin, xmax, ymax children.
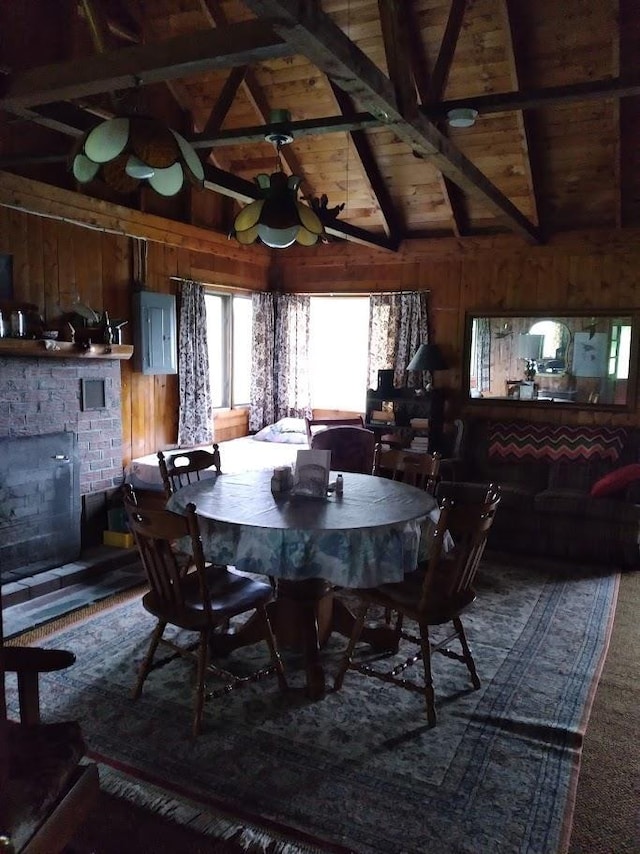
<box><xmin>290</xmin><ymin>449</ymin><xmax>331</xmax><ymax>498</ymax></box>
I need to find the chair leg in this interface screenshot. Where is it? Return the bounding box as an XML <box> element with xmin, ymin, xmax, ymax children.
<box><xmin>193</xmin><ymin>631</ymin><xmax>210</xmax><ymax>738</ymax></box>
<box><xmin>333</xmin><ymin>602</ymin><xmax>369</xmax><ymax>691</ymax></box>
<box><xmin>258</xmin><ymin>606</ymin><xmax>288</xmax><ymax>691</ymax></box>
<box><xmin>132</xmin><ymin>620</ymin><xmax>166</xmax><ymax>700</ymax></box>
<box><xmin>418</xmin><ymin>620</ymin><xmax>437</xmax><ymax>727</ymax></box>
<box><xmin>453</xmin><ymin>616</ymin><xmax>480</xmax><ymax>690</ymax></box>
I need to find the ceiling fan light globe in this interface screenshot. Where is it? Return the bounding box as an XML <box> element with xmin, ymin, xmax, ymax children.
<box><xmin>234</xmin><ymin>200</ymin><xmax>264</xmax><ymax>231</ymax></box>
<box><xmin>84</xmin><ymin>117</ymin><xmax>130</xmax><ymax>163</ymax></box>
<box><xmin>72</xmin><ymin>153</ymin><xmax>100</xmax><ymax>183</ymax></box>
<box><xmin>233</xmin><ymin>223</ymin><xmax>261</xmax><ymax>245</ymax></box>
<box><xmin>295</xmin><ymin>228</ymin><xmax>319</xmax><ymax>246</ymax></box>
<box><xmin>148</xmin><ymin>162</ymin><xmax>185</xmax><ymax>196</ymax></box>
<box><xmin>296</xmin><ymin>202</ymin><xmax>324</xmax><ymax>235</ymax></box>
<box><xmin>125</xmin><ymin>155</ymin><xmax>155</xmax><ymax>180</ymax></box>
<box><xmin>257</xmin><ymin>223</ymin><xmax>298</xmax><ymax>248</ymax></box>
<box><xmin>171</xmin><ymin>129</ymin><xmax>205</xmax><ymax>185</ymax></box>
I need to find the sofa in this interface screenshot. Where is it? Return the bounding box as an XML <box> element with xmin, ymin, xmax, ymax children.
<box><xmin>450</xmin><ymin>419</ymin><xmax>640</xmax><ymax>569</ymax></box>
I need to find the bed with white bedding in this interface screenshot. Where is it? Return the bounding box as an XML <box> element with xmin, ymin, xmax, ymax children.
<box><xmin>124</xmin><ymin>418</ymin><xmax>310</xmax><ymax>492</ymax></box>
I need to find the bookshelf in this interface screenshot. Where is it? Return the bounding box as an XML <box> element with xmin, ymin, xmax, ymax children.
<box><xmin>365</xmin><ymin>386</ymin><xmax>444</xmax><ymax>453</ymax></box>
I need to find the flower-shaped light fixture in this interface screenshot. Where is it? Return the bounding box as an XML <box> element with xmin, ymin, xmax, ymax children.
<box><xmin>231</xmin><ymin>111</ymin><xmax>330</xmax><ymax>249</ymax></box>
<box><xmin>71</xmin><ymin>115</ymin><xmax>205</xmax><ymax>196</ymax></box>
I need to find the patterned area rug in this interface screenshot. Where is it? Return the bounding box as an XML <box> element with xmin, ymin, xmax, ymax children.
<box><xmin>5</xmin><ymin>554</ymin><xmax>619</xmax><ymax>854</ymax></box>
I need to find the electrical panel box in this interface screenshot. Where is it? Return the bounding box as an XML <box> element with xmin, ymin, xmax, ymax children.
<box><xmin>133</xmin><ymin>291</ymin><xmax>177</xmax><ymax>375</ymax></box>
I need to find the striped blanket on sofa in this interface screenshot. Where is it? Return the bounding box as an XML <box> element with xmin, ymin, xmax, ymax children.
<box><xmin>488</xmin><ymin>422</ymin><xmax>627</xmax><ymax>463</ymax></box>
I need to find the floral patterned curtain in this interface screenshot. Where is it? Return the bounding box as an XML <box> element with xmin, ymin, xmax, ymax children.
<box><xmin>249</xmin><ymin>292</ymin><xmax>276</xmax><ymax>431</ymax></box>
<box><xmin>249</xmin><ymin>293</ymin><xmax>312</xmax><ymax>429</ymax></box>
<box><xmin>177</xmin><ymin>280</ymin><xmax>212</xmax><ymax>446</ymax></box>
<box><xmin>476</xmin><ymin>317</ymin><xmax>491</xmax><ymax>393</ymax></box>
<box><xmin>367</xmin><ymin>291</ymin><xmax>429</xmax><ymax>389</ymax></box>
<box><xmin>274</xmin><ymin>293</ymin><xmax>312</xmax><ymax>419</ymax></box>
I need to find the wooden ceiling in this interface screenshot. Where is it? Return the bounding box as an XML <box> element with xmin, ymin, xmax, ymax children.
<box><xmin>1</xmin><ymin>0</ymin><xmax>638</xmax><ymax>253</ymax></box>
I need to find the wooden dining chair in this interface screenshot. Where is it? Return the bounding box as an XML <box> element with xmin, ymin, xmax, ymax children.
<box><xmin>374</xmin><ymin>446</ymin><xmax>442</xmax><ymax>494</ymax></box>
<box><xmin>157</xmin><ymin>447</ymin><xmax>221</xmax><ymax>499</ymax></box>
<box><xmin>305</xmin><ymin>415</ymin><xmax>364</xmax><ymax>445</ymax></box>
<box><xmin>0</xmin><ymin>607</ymin><xmax>99</xmax><ymax>853</ymax></box>
<box><xmin>333</xmin><ymin>484</ymin><xmax>501</xmax><ymax>726</ymax></box>
<box><xmin>310</xmin><ymin>425</ymin><xmax>376</xmax><ymax>474</ymax></box>
<box><xmin>123</xmin><ymin>485</ymin><xmax>287</xmax><ymax>737</ymax></box>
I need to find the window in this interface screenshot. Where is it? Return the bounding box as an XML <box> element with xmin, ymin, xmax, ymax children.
<box><xmin>204</xmin><ymin>292</ymin><xmax>253</xmax><ymax>408</ymax></box>
<box><xmin>308</xmin><ymin>297</ymin><xmax>369</xmax><ymax>412</ymax></box>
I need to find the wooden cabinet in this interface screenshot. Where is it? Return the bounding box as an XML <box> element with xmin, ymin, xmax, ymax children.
<box><xmin>365</xmin><ymin>387</ymin><xmax>444</xmax><ymax>453</ymax></box>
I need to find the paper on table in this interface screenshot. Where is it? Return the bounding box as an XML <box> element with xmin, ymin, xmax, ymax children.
<box><xmin>292</xmin><ymin>449</ymin><xmax>331</xmax><ymax>497</ymax></box>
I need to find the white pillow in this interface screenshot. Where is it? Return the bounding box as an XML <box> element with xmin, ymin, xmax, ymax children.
<box><xmin>253</xmin><ymin>418</ymin><xmax>307</xmax><ymax>444</ymax></box>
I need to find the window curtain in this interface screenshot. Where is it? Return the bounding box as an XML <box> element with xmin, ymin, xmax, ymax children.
<box><xmin>177</xmin><ymin>280</ymin><xmax>213</xmax><ymax>446</ymax></box>
<box><xmin>249</xmin><ymin>293</ymin><xmax>311</xmax><ymax>429</ymax></box>
<box><xmin>476</xmin><ymin>317</ymin><xmax>491</xmax><ymax>393</ymax></box>
<box><xmin>274</xmin><ymin>293</ymin><xmax>312</xmax><ymax>419</ymax></box>
<box><xmin>367</xmin><ymin>291</ymin><xmax>429</xmax><ymax>389</ymax></box>
<box><xmin>249</xmin><ymin>292</ymin><xmax>276</xmax><ymax>431</ymax></box>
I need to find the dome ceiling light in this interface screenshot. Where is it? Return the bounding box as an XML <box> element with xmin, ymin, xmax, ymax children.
<box><xmin>70</xmin><ymin>115</ymin><xmax>205</xmax><ymax>196</ymax></box>
<box><xmin>231</xmin><ymin>110</ymin><xmax>339</xmax><ymax>249</ymax></box>
<box><xmin>446</xmin><ymin>107</ymin><xmax>479</xmax><ymax>128</ymax></box>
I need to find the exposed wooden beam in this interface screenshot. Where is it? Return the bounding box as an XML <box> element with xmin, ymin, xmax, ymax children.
<box><xmin>197</xmin><ymin>0</ymin><xmax>305</xmax><ymax>187</ymax></box>
<box><xmin>0</xmin><ymin>22</ymin><xmax>293</xmax><ymax>109</ymax></box>
<box><xmin>406</xmin><ymin>0</ymin><xmax>468</xmax><ymax>237</ymax></box>
<box><xmin>201</xmin><ymin>66</ymin><xmax>248</xmax><ymax>139</ymax></box>
<box><xmin>425</xmin><ymin>0</ymin><xmax>468</xmax><ymax>104</ymax></box>
<box><xmin>190</xmin><ymin>113</ymin><xmax>381</xmax><ymax>148</ymax></box>
<box><xmin>429</xmin><ymin>76</ymin><xmax>640</xmax><ymax>118</ymax></box>
<box><xmin>330</xmin><ymin>81</ymin><xmax>402</xmax><ymax>241</ymax></box>
<box><xmin>203</xmin><ymin>162</ymin><xmax>396</xmax><ymax>251</ymax></box>
<box><xmin>377</xmin><ymin>0</ymin><xmax>418</xmax><ymax>120</ymax></box>
<box><xmin>499</xmin><ymin>0</ymin><xmax>541</xmax><ymax>229</ymax></box>
<box><xmin>242</xmin><ymin>0</ymin><xmax>540</xmax><ymax>244</ymax></box>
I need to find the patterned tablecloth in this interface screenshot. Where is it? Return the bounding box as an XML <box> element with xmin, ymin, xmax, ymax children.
<box><xmin>167</xmin><ymin>470</ymin><xmax>448</xmax><ymax>588</ymax></box>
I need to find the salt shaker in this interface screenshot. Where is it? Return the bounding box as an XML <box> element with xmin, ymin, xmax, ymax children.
<box><xmin>271</xmin><ymin>468</ymin><xmax>283</xmax><ymax>495</ymax></box>
<box><xmin>335</xmin><ymin>473</ymin><xmax>344</xmax><ymax>496</ymax></box>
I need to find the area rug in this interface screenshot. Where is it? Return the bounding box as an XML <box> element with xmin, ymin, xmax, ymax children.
<box><xmin>5</xmin><ymin>554</ymin><xmax>619</xmax><ymax>854</ymax></box>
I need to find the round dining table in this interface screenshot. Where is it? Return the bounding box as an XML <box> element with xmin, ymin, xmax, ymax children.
<box><xmin>167</xmin><ymin>469</ymin><xmax>442</xmax><ymax>699</ymax></box>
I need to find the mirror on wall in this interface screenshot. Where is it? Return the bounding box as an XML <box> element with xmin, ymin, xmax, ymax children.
<box><xmin>464</xmin><ymin>311</ymin><xmax>638</xmax><ymax>409</ymax></box>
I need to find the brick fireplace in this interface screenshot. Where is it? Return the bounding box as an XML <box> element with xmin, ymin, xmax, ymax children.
<box><xmin>0</xmin><ymin>355</ymin><xmax>124</xmax><ymax>582</ymax></box>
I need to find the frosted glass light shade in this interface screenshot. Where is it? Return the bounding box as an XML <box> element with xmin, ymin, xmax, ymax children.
<box><xmin>70</xmin><ymin>116</ymin><xmax>204</xmax><ymax>196</ymax></box>
<box><xmin>231</xmin><ymin>171</ymin><xmax>325</xmax><ymax>249</ymax></box>
<box><xmin>446</xmin><ymin>108</ymin><xmax>479</xmax><ymax>128</ymax></box>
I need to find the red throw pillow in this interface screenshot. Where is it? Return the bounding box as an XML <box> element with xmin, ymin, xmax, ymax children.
<box><xmin>590</xmin><ymin>463</ymin><xmax>640</xmax><ymax>498</ymax></box>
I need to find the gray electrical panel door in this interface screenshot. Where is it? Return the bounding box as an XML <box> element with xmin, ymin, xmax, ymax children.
<box><xmin>133</xmin><ymin>291</ymin><xmax>177</xmax><ymax>375</ymax></box>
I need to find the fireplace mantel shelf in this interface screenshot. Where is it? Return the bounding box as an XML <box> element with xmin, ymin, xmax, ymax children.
<box><xmin>0</xmin><ymin>340</ymin><xmax>133</xmax><ymax>360</ymax></box>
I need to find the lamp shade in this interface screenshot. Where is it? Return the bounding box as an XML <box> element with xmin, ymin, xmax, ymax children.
<box><xmin>407</xmin><ymin>343</ymin><xmax>447</xmax><ymax>372</ymax></box>
<box><xmin>231</xmin><ymin>171</ymin><xmax>325</xmax><ymax>248</ymax></box>
<box><xmin>70</xmin><ymin>116</ymin><xmax>204</xmax><ymax>196</ymax></box>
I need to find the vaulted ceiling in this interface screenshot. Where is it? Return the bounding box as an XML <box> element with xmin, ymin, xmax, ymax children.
<box><xmin>1</xmin><ymin>0</ymin><xmax>638</xmax><ymax>254</ymax></box>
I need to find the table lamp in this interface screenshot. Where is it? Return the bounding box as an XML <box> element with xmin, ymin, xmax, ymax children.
<box><xmin>407</xmin><ymin>343</ymin><xmax>447</xmax><ymax>392</ymax></box>
<box><xmin>516</xmin><ymin>334</ymin><xmax>544</xmax><ymax>382</ymax></box>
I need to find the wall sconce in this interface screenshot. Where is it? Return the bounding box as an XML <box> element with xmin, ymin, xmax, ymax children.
<box><xmin>70</xmin><ymin>116</ymin><xmax>205</xmax><ymax>196</ymax></box>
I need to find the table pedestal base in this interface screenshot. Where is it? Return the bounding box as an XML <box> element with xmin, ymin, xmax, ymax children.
<box><xmin>209</xmin><ymin>578</ymin><xmax>397</xmax><ymax>701</ymax></box>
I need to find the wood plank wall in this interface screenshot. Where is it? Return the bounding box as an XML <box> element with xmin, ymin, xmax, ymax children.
<box><xmin>3</xmin><ymin>170</ymin><xmax>640</xmax><ymax>477</ymax></box>
<box><xmin>273</xmin><ymin>232</ymin><xmax>640</xmax><ymax>428</ymax></box>
<box><xmin>0</xmin><ymin>173</ymin><xmax>270</xmax><ymax>466</ymax></box>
